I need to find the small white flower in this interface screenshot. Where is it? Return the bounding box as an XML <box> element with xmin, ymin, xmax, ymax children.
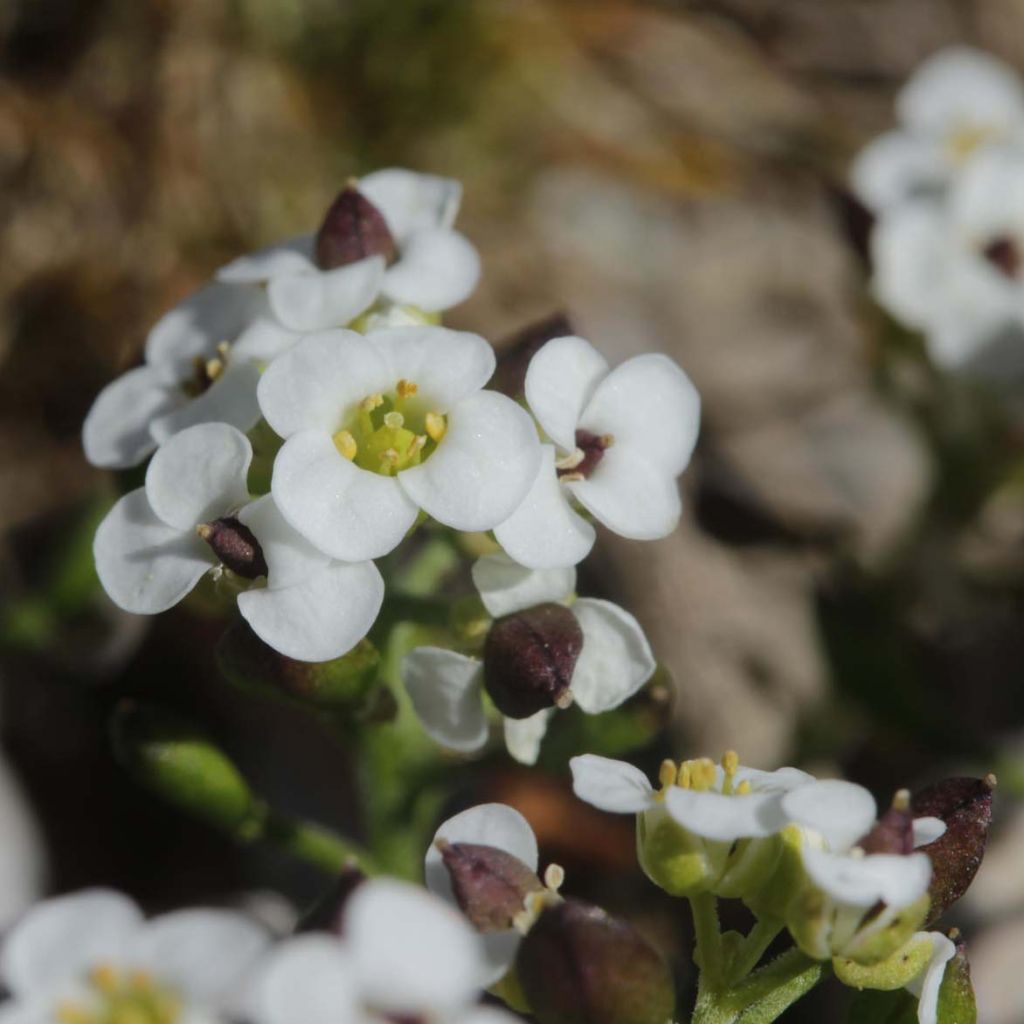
<box><xmin>494</xmin><ymin>335</ymin><xmax>700</xmax><ymax>569</ymax></box>
<box><xmin>401</xmin><ymin>555</ymin><xmax>655</xmax><ymax>764</ymax></box>
<box><xmin>247</xmin><ymin>879</ymin><xmax>518</xmax><ymax>1024</ymax></box>
<box><xmin>83</xmin><ymin>283</ymin><xmax>297</xmax><ymax>469</ymax></box>
<box><xmin>217</xmin><ymin>169</ymin><xmax>480</xmax><ymax>333</ymax></box>
<box><xmin>851</xmin><ymin>46</ymin><xmax>1024</xmax><ymax>212</ymax></box>
<box><xmin>0</xmin><ymin>888</ymin><xmax>269</xmax><ymax>1024</ymax></box>
<box><xmin>905</xmin><ymin>931</ymin><xmax>957</xmax><ymax>1024</ymax></box>
<box><xmin>259</xmin><ymin>328</ymin><xmax>541</xmax><ymax>562</ymax></box>
<box><xmin>93</xmin><ymin>422</ymin><xmax>383</xmax><ymax>662</ymax></box>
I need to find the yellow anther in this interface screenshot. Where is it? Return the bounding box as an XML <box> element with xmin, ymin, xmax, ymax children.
<box><xmin>891</xmin><ymin>788</ymin><xmax>911</xmax><ymax>812</ymax></box>
<box><xmin>722</xmin><ymin>750</ymin><xmax>739</xmax><ymax>778</ymax></box>
<box><xmin>554</xmin><ymin>689</ymin><xmax>574</xmax><ymax>710</ymax></box>
<box><xmin>57</xmin><ymin>1004</ymin><xmax>94</xmax><ymax>1024</ymax></box>
<box><xmin>425</xmin><ymin>412</ymin><xmax>447</xmax><ymax>443</ymax></box>
<box><xmin>204</xmin><ymin>357</ymin><xmax>224</xmax><ymax>382</ymax></box>
<box><xmin>360</xmin><ymin>393</ymin><xmax>384</xmax><ymax>413</ymax></box>
<box><xmin>544</xmin><ymin>863</ymin><xmax>565</xmax><ymax>892</ymax></box>
<box><xmin>383</xmin><ymin>411</ymin><xmax>405</xmax><ymax>429</ymax></box>
<box><xmin>659</xmin><ymin>759</ymin><xmax>678</xmax><ymax>789</ymax></box>
<box><xmin>90</xmin><ymin>965</ymin><xmax>120</xmax><ymax>994</ymax></box>
<box><xmin>677</xmin><ymin>762</ymin><xmax>692</xmax><ymax>789</ymax></box>
<box><xmin>555</xmin><ymin>448</ymin><xmax>585</xmax><ymax>471</ymax></box>
<box><xmin>599</xmin><ymin>433</ymin><xmax>616</xmax><ymax>448</ymax></box>
<box><xmin>409</xmin><ymin>434</ymin><xmax>427</xmax><ymax>455</ymax></box>
<box><xmin>690</xmin><ymin>758</ymin><xmax>717</xmax><ymax>792</ymax></box>
<box><xmin>333</xmin><ymin>430</ymin><xmax>358</xmax><ymax>461</ymax></box>
<box><xmin>397</xmin><ymin>379</ymin><xmax>418</xmax><ymax>399</ymax></box>
<box><xmin>216</xmin><ymin>340</ymin><xmax>231</xmax><ymax>360</ymax></box>
<box><xmin>735</xmin><ymin>780</ymin><xmax>752</xmax><ymax>796</ymax></box>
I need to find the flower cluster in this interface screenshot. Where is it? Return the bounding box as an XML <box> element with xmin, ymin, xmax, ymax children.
<box><xmin>85</xmin><ymin>168</ymin><xmax>700</xmax><ymax>675</ymax></box>
<box><xmin>851</xmin><ymin>47</ymin><xmax>1024</xmax><ymax>370</ymax></box>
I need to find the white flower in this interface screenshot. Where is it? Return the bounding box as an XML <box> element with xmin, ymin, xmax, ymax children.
<box><xmin>871</xmin><ymin>147</ymin><xmax>1024</xmax><ymax>369</ymax></box>
<box><xmin>0</xmin><ymin>888</ymin><xmax>269</xmax><ymax>1024</ymax></box>
<box><xmin>93</xmin><ymin>422</ymin><xmax>383</xmax><ymax>662</ymax></box>
<box><xmin>905</xmin><ymin>931</ymin><xmax>957</xmax><ymax>1024</ymax></box>
<box><xmin>401</xmin><ymin>554</ymin><xmax>655</xmax><ymax>764</ymax></box>
<box><xmin>424</xmin><ymin>803</ymin><xmax>540</xmax><ymax>985</ymax></box>
<box><xmin>493</xmin><ymin>335</ymin><xmax>700</xmax><ymax>569</ymax></box>
<box><xmin>259</xmin><ymin>328</ymin><xmax>541</xmax><ymax>562</ymax></box>
<box><xmin>851</xmin><ymin>46</ymin><xmax>1024</xmax><ymax>213</ymax></box>
<box><xmin>217</xmin><ymin>169</ymin><xmax>480</xmax><ymax>333</ymax></box>
<box><xmin>83</xmin><ymin>283</ymin><xmax>297</xmax><ymax>469</ymax></box>
<box><xmin>247</xmin><ymin>879</ymin><xmax>517</xmax><ymax>1024</ymax></box>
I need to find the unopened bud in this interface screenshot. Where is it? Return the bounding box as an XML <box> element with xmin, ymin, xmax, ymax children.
<box><xmin>516</xmin><ymin>900</ymin><xmax>675</xmax><ymax>1024</ymax></box>
<box><xmin>436</xmin><ymin>840</ymin><xmax>544</xmax><ymax>932</ymax></box>
<box><xmin>111</xmin><ymin>701</ymin><xmax>259</xmax><ymax>835</ymax></box>
<box><xmin>858</xmin><ymin>789</ymin><xmax>914</xmax><ymax>855</ymax></box>
<box><xmin>197</xmin><ymin>517</ymin><xmax>268</xmax><ymax>579</ymax></box>
<box><xmin>315</xmin><ymin>187</ymin><xmax>396</xmax><ymax>269</ymax></box>
<box><xmin>491</xmin><ymin>313</ymin><xmax>574</xmax><ymax>400</ymax></box>
<box><xmin>912</xmin><ymin>776</ymin><xmax>994</xmax><ymax>924</ymax></box>
<box><xmin>483</xmin><ymin>603</ymin><xmax>583</xmax><ymax>719</ymax></box>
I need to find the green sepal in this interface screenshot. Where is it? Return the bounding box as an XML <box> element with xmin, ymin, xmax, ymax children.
<box><xmin>842</xmin><ymin>894</ymin><xmax>931</xmax><ymax>966</ymax></box>
<box><xmin>936</xmin><ymin>943</ymin><xmax>977</xmax><ymax>1024</ymax></box>
<box><xmin>636</xmin><ymin>803</ymin><xmax>717</xmax><ymax>897</ymax></box>
<box><xmin>746</xmin><ymin>825</ymin><xmax>809</xmax><ymax>921</ymax></box>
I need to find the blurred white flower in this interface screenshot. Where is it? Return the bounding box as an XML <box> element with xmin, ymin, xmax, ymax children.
<box><xmin>0</xmin><ymin>888</ymin><xmax>268</xmax><ymax>1024</ymax></box>
<box><xmin>93</xmin><ymin>422</ymin><xmax>383</xmax><ymax>662</ymax></box>
<box><xmin>851</xmin><ymin>46</ymin><xmax>1024</xmax><ymax>213</ymax></box>
<box><xmin>217</xmin><ymin>169</ymin><xmax>480</xmax><ymax>333</ymax></box>
<box><xmin>260</xmin><ymin>329</ymin><xmax>541</xmax><ymax>562</ymax></box>
<box><xmin>247</xmin><ymin>879</ymin><xmax>517</xmax><ymax>1024</ymax></box>
<box><xmin>83</xmin><ymin>283</ymin><xmax>297</xmax><ymax>469</ymax></box>
<box><xmin>494</xmin><ymin>335</ymin><xmax>700</xmax><ymax>569</ymax></box>
<box><xmin>0</xmin><ymin>747</ymin><xmax>44</xmax><ymax>928</ymax></box>
<box><xmin>402</xmin><ymin>555</ymin><xmax>655</xmax><ymax>764</ymax></box>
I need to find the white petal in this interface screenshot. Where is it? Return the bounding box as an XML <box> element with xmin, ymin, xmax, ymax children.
<box><xmin>569</xmin><ymin>754</ymin><xmax>655</xmax><ymax>814</ymax></box>
<box><xmin>268</xmin><ymin>257</ymin><xmax>383</xmax><ymax>332</ymax></box>
<box><xmin>256</xmin><ymin>330</ymin><xmax>390</xmax><ymax>438</ymax></box>
<box><xmin>94</xmin><ymin>490</ymin><xmax>211</xmax><ymax>614</ymax></box>
<box><xmin>0</xmin><ymin>889</ymin><xmax>142</xmax><ymax>996</ymax></box>
<box><xmin>566</xmin><ymin>446</ymin><xmax>681</xmax><ymax>540</ymax></box>
<box><xmin>382</xmin><ymin>229</ymin><xmax>480</xmax><ymax>311</ymax></box>
<box><xmin>898</xmin><ymin>46</ymin><xmax>1024</xmax><ymax>141</ymax></box>
<box><xmin>271</xmin><ymin>431</ymin><xmax>418</xmax><ymax>561</ymax></box>
<box><xmin>781</xmin><ymin>780</ymin><xmax>878</xmax><ymax>851</ymax></box>
<box><xmin>236</xmin><ymin>495</ymin><xmax>327</xmax><ymax>589</ymax></box>
<box><xmin>912</xmin><ymin>816</ymin><xmax>947</xmax><ymax>848</ymax></box>
<box><xmin>733</xmin><ymin>766</ymin><xmax>816</xmax><ymax>794</ymax></box>
<box><xmin>398</xmin><ymin>391</ymin><xmax>542</xmax><ymax>532</ymax></box>
<box><xmin>665</xmin><ymin>787</ymin><xmax>789</xmax><ymax>842</ymax></box>
<box><xmin>524</xmin><ymin>336</ymin><xmax>609</xmax><ymax>451</ymax></box>
<box><xmin>237</xmin><ymin>560</ymin><xmax>384</xmax><ymax>662</ymax></box>
<box><xmin>358</xmin><ymin>168</ymin><xmax>462</xmax><ymax>240</ymax></box>
<box><xmin>579</xmin><ymin>353</ymin><xmax>700</xmax><ymax>477</ymax></box>
<box><xmin>503</xmin><ymin>709</ymin><xmax>553</xmax><ymax>766</ymax></box>
<box><xmin>134</xmin><ymin>910</ymin><xmax>269</xmax><ymax>1005</ymax></box>
<box><xmin>246</xmin><ymin>935</ymin><xmax>358</xmax><ymax>1024</ymax></box>
<box><xmin>149</xmin><ymin>362</ymin><xmax>262</xmax><ymax>447</ymax></box>
<box><xmin>849</xmin><ymin>131</ymin><xmax>946</xmax><ymax>212</ymax></box>
<box><xmin>345</xmin><ymin>879</ymin><xmax>484</xmax><ymax>1013</ymax></box>
<box><xmin>82</xmin><ymin>366</ymin><xmax>177</xmax><ymax>469</ymax></box>
<box><xmin>370</xmin><ymin>326</ymin><xmax>495</xmax><ymax>412</ymax></box>
<box><xmin>470</xmin><ymin>552</ymin><xmax>575</xmax><ymax>618</ymax></box>
<box><xmin>906</xmin><ymin>931</ymin><xmax>956</xmax><ymax>1024</ymax></box>
<box><xmin>569</xmin><ymin>598</ymin><xmax>655</xmax><ymax>714</ymax></box>
<box><xmin>144</xmin><ymin>423</ymin><xmax>252</xmax><ymax>531</ymax></box>
<box><xmin>216</xmin><ymin>235</ymin><xmax>317</xmax><ymax>284</ymax></box>
<box><xmin>493</xmin><ymin>447</ymin><xmax>596</xmax><ymax>570</ymax></box>
<box><xmin>802</xmin><ymin>848</ymin><xmax>932</xmax><ymax>909</ymax></box>
<box><xmin>231</xmin><ymin>317</ymin><xmax>301</xmax><ymax>365</ymax></box>
<box><xmin>144</xmin><ymin>283</ymin><xmax>269</xmax><ymax>378</ymax></box>
<box><xmin>402</xmin><ymin>648</ymin><xmax>487</xmax><ymax>753</ymax></box>
<box><xmin>949</xmin><ymin>146</ymin><xmax>1024</xmax><ymax>239</ymax></box>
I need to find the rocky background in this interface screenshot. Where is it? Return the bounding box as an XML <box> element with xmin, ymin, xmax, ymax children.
<box><xmin>2</xmin><ymin>1</ymin><xmax>1024</xmax><ymax>1020</ymax></box>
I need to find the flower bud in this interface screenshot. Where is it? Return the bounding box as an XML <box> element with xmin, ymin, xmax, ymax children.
<box><xmin>483</xmin><ymin>603</ymin><xmax>583</xmax><ymax>719</ymax></box>
<box><xmin>111</xmin><ymin>701</ymin><xmax>259</xmax><ymax>835</ymax></box>
<box><xmin>858</xmin><ymin>790</ymin><xmax>914</xmax><ymax>855</ymax></box>
<box><xmin>515</xmin><ymin>899</ymin><xmax>675</xmax><ymax>1024</ymax></box>
<box><xmin>196</xmin><ymin>517</ymin><xmax>268</xmax><ymax>579</ymax></box>
<box><xmin>912</xmin><ymin>776</ymin><xmax>994</xmax><ymax>924</ymax></box>
<box><xmin>492</xmin><ymin>313</ymin><xmax>574</xmax><ymax>400</ymax></box>
<box><xmin>435</xmin><ymin>840</ymin><xmax>544</xmax><ymax>932</ymax></box>
<box><xmin>315</xmin><ymin>186</ymin><xmax>396</xmax><ymax>269</ymax></box>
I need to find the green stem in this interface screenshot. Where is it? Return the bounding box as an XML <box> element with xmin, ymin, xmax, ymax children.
<box><xmin>258</xmin><ymin>809</ymin><xmax>377</xmax><ymax>875</ymax></box>
<box><xmin>733</xmin><ymin>950</ymin><xmax>828</xmax><ymax>1024</ymax></box>
<box><xmin>690</xmin><ymin>891</ymin><xmax>725</xmax><ymax>991</ymax></box>
<box><xmin>726</xmin><ymin>918</ymin><xmax>783</xmax><ymax>986</ymax></box>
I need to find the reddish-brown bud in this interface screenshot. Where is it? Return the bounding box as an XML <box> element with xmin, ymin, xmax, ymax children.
<box><xmin>315</xmin><ymin>187</ymin><xmax>396</xmax><ymax>270</ymax></box>
<box><xmin>197</xmin><ymin>517</ymin><xmax>268</xmax><ymax>579</ymax></box>
<box><xmin>483</xmin><ymin>603</ymin><xmax>583</xmax><ymax>719</ymax></box>
<box><xmin>437</xmin><ymin>840</ymin><xmax>544</xmax><ymax>932</ymax></box>
<box><xmin>516</xmin><ymin>900</ymin><xmax>675</xmax><ymax>1024</ymax></box>
<box><xmin>913</xmin><ymin>776</ymin><xmax>995</xmax><ymax>925</ymax></box>
<box><xmin>492</xmin><ymin>313</ymin><xmax>574</xmax><ymax>400</ymax></box>
<box><xmin>858</xmin><ymin>789</ymin><xmax>915</xmax><ymax>855</ymax></box>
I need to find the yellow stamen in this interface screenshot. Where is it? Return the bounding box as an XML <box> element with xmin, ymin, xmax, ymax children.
<box><xmin>381</xmin><ymin>447</ymin><xmax>400</xmax><ymax>467</ymax></box>
<box><xmin>333</xmin><ymin>430</ymin><xmax>358</xmax><ymax>460</ymax></box>
<box><xmin>361</xmin><ymin>393</ymin><xmax>384</xmax><ymax>413</ymax></box>
<box><xmin>689</xmin><ymin>758</ymin><xmax>717</xmax><ymax>792</ymax></box>
<box><xmin>204</xmin><ymin>357</ymin><xmax>224</xmax><ymax>383</ymax></box>
<box><xmin>721</xmin><ymin>750</ymin><xmax>739</xmax><ymax>795</ymax></box>
<box><xmin>735</xmin><ymin>780</ymin><xmax>752</xmax><ymax>796</ymax></box>
<box><xmin>408</xmin><ymin>434</ymin><xmax>427</xmax><ymax>456</ymax></box>
<box><xmin>56</xmin><ymin>1004</ymin><xmax>93</xmax><ymax>1024</ymax></box>
<box><xmin>425</xmin><ymin>411</ymin><xmax>447</xmax><ymax>443</ymax></box>
<box><xmin>397</xmin><ymin>379</ymin><xmax>418</xmax><ymax>399</ymax></box>
<box><xmin>544</xmin><ymin>863</ymin><xmax>565</xmax><ymax>892</ymax></box>
<box><xmin>659</xmin><ymin>759</ymin><xmax>678</xmax><ymax>789</ymax></box>
<box><xmin>599</xmin><ymin>433</ymin><xmax>616</xmax><ymax>448</ymax></box>
<box><xmin>891</xmin><ymin>788</ymin><xmax>911</xmax><ymax>812</ymax></box>
<box><xmin>677</xmin><ymin>762</ymin><xmax>692</xmax><ymax>789</ymax></box>
<box><xmin>554</xmin><ymin>690</ymin><xmax>573</xmax><ymax>710</ymax></box>
<box><xmin>90</xmin><ymin>965</ymin><xmax>120</xmax><ymax>994</ymax></box>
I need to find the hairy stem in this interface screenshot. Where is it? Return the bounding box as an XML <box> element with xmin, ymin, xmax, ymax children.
<box><xmin>727</xmin><ymin>917</ymin><xmax>783</xmax><ymax>985</ymax></box>
<box><xmin>259</xmin><ymin>808</ymin><xmax>376</xmax><ymax>875</ymax></box>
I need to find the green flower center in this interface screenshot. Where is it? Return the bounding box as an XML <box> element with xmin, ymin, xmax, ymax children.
<box><xmin>57</xmin><ymin>966</ymin><xmax>181</xmax><ymax>1024</ymax></box>
<box><xmin>332</xmin><ymin>379</ymin><xmax>446</xmax><ymax>476</ymax></box>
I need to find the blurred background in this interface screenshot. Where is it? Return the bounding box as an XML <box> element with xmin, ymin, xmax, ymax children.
<box><xmin>2</xmin><ymin>1</ymin><xmax>1024</xmax><ymax>1020</ymax></box>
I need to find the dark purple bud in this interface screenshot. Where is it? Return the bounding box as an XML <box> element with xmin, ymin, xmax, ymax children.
<box><xmin>436</xmin><ymin>840</ymin><xmax>544</xmax><ymax>932</ymax></box>
<box><xmin>516</xmin><ymin>899</ymin><xmax>675</xmax><ymax>1024</ymax></box>
<box><xmin>557</xmin><ymin>430</ymin><xmax>613</xmax><ymax>480</ymax></box>
<box><xmin>858</xmin><ymin>789</ymin><xmax>914</xmax><ymax>855</ymax></box>
<box><xmin>913</xmin><ymin>776</ymin><xmax>995</xmax><ymax>925</ymax></box>
<box><xmin>937</xmin><ymin>930</ymin><xmax>977</xmax><ymax>1024</ymax></box>
<box><xmin>483</xmin><ymin>603</ymin><xmax>583</xmax><ymax>719</ymax></box>
<box><xmin>491</xmin><ymin>313</ymin><xmax>574</xmax><ymax>400</ymax></box>
<box><xmin>982</xmin><ymin>236</ymin><xmax>1021</xmax><ymax>279</ymax></box>
<box><xmin>197</xmin><ymin>517</ymin><xmax>268</xmax><ymax>579</ymax></box>
<box><xmin>315</xmin><ymin>186</ymin><xmax>396</xmax><ymax>270</ymax></box>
